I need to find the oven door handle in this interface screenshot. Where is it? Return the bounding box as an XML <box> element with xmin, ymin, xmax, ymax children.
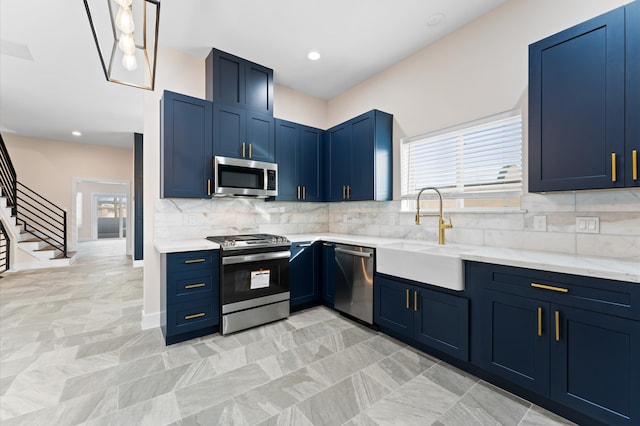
<box><xmin>222</xmin><ymin>251</ymin><xmax>291</xmax><ymax>265</ymax></box>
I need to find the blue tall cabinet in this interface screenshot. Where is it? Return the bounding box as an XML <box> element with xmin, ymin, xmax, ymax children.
<box><xmin>529</xmin><ymin>2</ymin><xmax>640</xmax><ymax>191</ymax></box>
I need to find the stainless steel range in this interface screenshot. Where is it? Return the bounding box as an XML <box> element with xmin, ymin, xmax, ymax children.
<box><xmin>206</xmin><ymin>234</ymin><xmax>291</xmax><ymax>335</ymax></box>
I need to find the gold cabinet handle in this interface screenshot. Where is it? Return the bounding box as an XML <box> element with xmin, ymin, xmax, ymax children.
<box><xmin>530</xmin><ymin>283</ymin><xmax>568</xmax><ymax>293</ymax></box>
<box><xmin>612</xmin><ymin>152</ymin><xmax>617</xmax><ymax>182</ymax></box>
<box><xmin>185</xmin><ymin>312</ymin><xmax>206</xmax><ymax>320</ymax></box>
<box><xmin>242</xmin><ymin>142</ymin><xmax>246</xmax><ymax>158</ymax></box>
<box><xmin>302</xmin><ymin>186</ymin><xmax>306</xmax><ymax>200</ymax></box>
<box><xmin>555</xmin><ymin>311</ymin><xmax>560</xmax><ymax>342</ymax></box>
<box><xmin>633</xmin><ymin>150</ymin><xmax>638</xmax><ymax>181</ymax></box>
<box><xmin>406</xmin><ymin>289</ymin><xmax>410</xmax><ymax>309</ymax></box>
<box><xmin>343</xmin><ymin>185</ymin><xmax>347</xmax><ymax>200</ymax></box>
<box><xmin>185</xmin><ymin>283</ymin><xmax>206</xmax><ymax>289</ymax></box>
<box><xmin>537</xmin><ymin>307</ymin><xmax>543</xmax><ymax>336</ymax></box>
<box><xmin>347</xmin><ymin>185</ymin><xmax>351</xmax><ymax>200</ymax></box>
<box><xmin>297</xmin><ymin>186</ymin><xmax>301</xmax><ymax>200</ymax></box>
<box><xmin>414</xmin><ymin>290</ymin><xmax>418</xmax><ymax>312</ymax></box>
<box><xmin>249</xmin><ymin>143</ymin><xmax>252</xmax><ymax>159</ymax></box>
<box><xmin>184</xmin><ymin>258</ymin><xmax>206</xmax><ymax>264</ymax></box>
<box><xmin>207</xmin><ymin>179</ymin><xmax>211</xmax><ymax>196</ymax></box>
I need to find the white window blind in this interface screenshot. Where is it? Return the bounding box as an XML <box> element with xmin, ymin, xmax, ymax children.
<box><xmin>401</xmin><ymin>111</ymin><xmax>522</xmax><ymax>204</ymax></box>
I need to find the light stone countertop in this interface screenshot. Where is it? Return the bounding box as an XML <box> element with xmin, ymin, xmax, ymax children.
<box><xmin>155</xmin><ymin>233</ymin><xmax>639</xmax><ymax>284</ymax></box>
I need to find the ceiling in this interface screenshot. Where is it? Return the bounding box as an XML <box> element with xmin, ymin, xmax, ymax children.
<box><xmin>0</xmin><ymin>0</ymin><xmax>507</xmax><ymax>149</ymax></box>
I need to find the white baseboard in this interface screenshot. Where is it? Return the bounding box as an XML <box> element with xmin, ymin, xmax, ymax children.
<box><xmin>132</xmin><ymin>259</ymin><xmax>144</xmax><ymax>268</ymax></box>
<box><xmin>141</xmin><ymin>310</ymin><xmax>162</xmax><ymax>330</ymax></box>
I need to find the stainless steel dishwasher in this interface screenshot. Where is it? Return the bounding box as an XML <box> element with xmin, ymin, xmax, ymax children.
<box><xmin>334</xmin><ymin>243</ymin><xmax>375</xmax><ymax>324</ymax></box>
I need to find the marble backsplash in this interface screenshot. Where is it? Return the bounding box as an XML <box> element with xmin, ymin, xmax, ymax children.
<box><xmin>155</xmin><ymin>189</ymin><xmax>640</xmax><ymax>260</ymax></box>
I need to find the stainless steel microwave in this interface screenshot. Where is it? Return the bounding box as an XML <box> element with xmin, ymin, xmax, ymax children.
<box><xmin>213</xmin><ymin>156</ymin><xmax>277</xmax><ymax>198</ymax></box>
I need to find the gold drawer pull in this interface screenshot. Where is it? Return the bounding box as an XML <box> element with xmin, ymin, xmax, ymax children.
<box><xmin>633</xmin><ymin>150</ymin><xmax>638</xmax><ymax>181</ymax></box>
<box><xmin>555</xmin><ymin>311</ymin><xmax>560</xmax><ymax>342</ymax></box>
<box><xmin>612</xmin><ymin>152</ymin><xmax>617</xmax><ymax>182</ymax></box>
<box><xmin>537</xmin><ymin>307</ymin><xmax>543</xmax><ymax>336</ymax></box>
<box><xmin>185</xmin><ymin>312</ymin><xmax>206</xmax><ymax>320</ymax></box>
<box><xmin>414</xmin><ymin>291</ymin><xmax>418</xmax><ymax>312</ymax></box>
<box><xmin>207</xmin><ymin>179</ymin><xmax>211</xmax><ymax>196</ymax></box>
<box><xmin>185</xmin><ymin>283</ymin><xmax>205</xmax><ymax>289</ymax></box>
<box><xmin>406</xmin><ymin>289</ymin><xmax>410</xmax><ymax>309</ymax></box>
<box><xmin>531</xmin><ymin>283</ymin><xmax>568</xmax><ymax>293</ymax></box>
<box><xmin>184</xmin><ymin>258</ymin><xmax>206</xmax><ymax>264</ymax></box>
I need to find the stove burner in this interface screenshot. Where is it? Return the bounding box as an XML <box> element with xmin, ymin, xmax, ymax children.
<box><xmin>206</xmin><ymin>234</ymin><xmax>290</xmax><ymax>250</ymax></box>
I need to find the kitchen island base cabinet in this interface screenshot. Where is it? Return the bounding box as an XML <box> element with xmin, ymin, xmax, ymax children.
<box><xmin>161</xmin><ymin>250</ymin><xmax>220</xmax><ymax>345</ymax></box>
<box><xmin>374</xmin><ymin>274</ymin><xmax>469</xmax><ymax>362</ymax></box>
<box><xmin>468</xmin><ymin>261</ymin><xmax>640</xmax><ymax>426</ymax></box>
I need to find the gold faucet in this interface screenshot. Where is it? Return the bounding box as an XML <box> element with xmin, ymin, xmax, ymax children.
<box><xmin>415</xmin><ymin>187</ymin><xmax>453</xmax><ymax>245</ymax></box>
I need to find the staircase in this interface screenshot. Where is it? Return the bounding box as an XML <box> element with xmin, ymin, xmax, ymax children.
<box><xmin>0</xmin><ymin>135</ymin><xmax>76</xmax><ymax>273</ymax></box>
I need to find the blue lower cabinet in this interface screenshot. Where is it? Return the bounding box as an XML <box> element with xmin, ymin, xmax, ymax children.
<box><xmin>374</xmin><ymin>274</ymin><xmax>469</xmax><ymax>361</ymax></box>
<box><xmin>289</xmin><ymin>241</ymin><xmax>320</xmax><ymax>309</ymax></box>
<box><xmin>467</xmin><ymin>261</ymin><xmax>640</xmax><ymax>425</ymax></box>
<box><xmin>162</xmin><ymin>250</ymin><xmax>220</xmax><ymax>345</ymax></box>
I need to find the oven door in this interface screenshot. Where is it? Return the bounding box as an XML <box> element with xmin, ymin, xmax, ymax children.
<box><xmin>220</xmin><ymin>250</ymin><xmax>290</xmax><ymax>306</ymax></box>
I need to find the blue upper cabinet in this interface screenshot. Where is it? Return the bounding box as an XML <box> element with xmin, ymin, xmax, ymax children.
<box><xmin>529</xmin><ymin>5</ymin><xmax>640</xmax><ymax>191</ymax></box>
<box><xmin>213</xmin><ymin>103</ymin><xmax>275</xmax><ymax>162</ymax></box>
<box><xmin>626</xmin><ymin>1</ymin><xmax>640</xmax><ymax>188</ymax></box>
<box><xmin>275</xmin><ymin>119</ymin><xmax>322</xmax><ymax>201</ymax></box>
<box><xmin>324</xmin><ymin>110</ymin><xmax>392</xmax><ymax>201</ymax></box>
<box><xmin>206</xmin><ymin>48</ymin><xmax>274</xmax><ymax>115</ymax></box>
<box><xmin>161</xmin><ymin>91</ymin><xmax>213</xmax><ymax>199</ymax></box>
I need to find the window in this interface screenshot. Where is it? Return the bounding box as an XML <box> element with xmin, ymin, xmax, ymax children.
<box><xmin>401</xmin><ymin>110</ymin><xmax>522</xmax><ymax>210</ymax></box>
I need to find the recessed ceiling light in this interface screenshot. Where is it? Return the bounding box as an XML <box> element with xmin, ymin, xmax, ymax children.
<box><xmin>427</xmin><ymin>13</ymin><xmax>446</xmax><ymax>27</ymax></box>
<box><xmin>307</xmin><ymin>51</ymin><xmax>321</xmax><ymax>61</ymax></box>
<box><xmin>72</xmin><ymin>131</ymin><xmax>82</xmax><ymax>136</ymax></box>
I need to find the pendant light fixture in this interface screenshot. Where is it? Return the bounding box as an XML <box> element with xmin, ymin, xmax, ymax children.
<box><xmin>83</xmin><ymin>0</ymin><xmax>160</xmax><ymax>90</ymax></box>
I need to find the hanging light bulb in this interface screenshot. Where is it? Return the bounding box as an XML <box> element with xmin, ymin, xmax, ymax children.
<box><xmin>118</xmin><ymin>32</ymin><xmax>136</xmax><ymax>55</ymax></box>
<box><xmin>122</xmin><ymin>52</ymin><xmax>137</xmax><ymax>71</ymax></box>
<box><xmin>115</xmin><ymin>6</ymin><xmax>135</xmax><ymax>33</ymax></box>
<box><xmin>114</xmin><ymin>0</ymin><xmax>133</xmax><ymax>7</ymax></box>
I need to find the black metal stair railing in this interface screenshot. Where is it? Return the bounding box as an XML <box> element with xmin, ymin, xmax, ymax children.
<box><xmin>0</xmin><ymin>134</ymin><xmax>68</xmax><ymax>259</ymax></box>
<box><xmin>0</xmin><ymin>220</ymin><xmax>9</xmax><ymax>274</ymax></box>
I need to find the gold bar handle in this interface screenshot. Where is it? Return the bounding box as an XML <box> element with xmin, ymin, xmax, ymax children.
<box><xmin>185</xmin><ymin>312</ymin><xmax>206</xmax><ymax>320</ymax></box>
<box><xmin>184</xmin><ymin>258</ymin><xmax>206</xmax><ymax>264</ymax></box>
<box><xmin>406</xmin><ymin>289</ymin><xmax>410</xmax><ymax>309</ymax></box>
<box><xmin>633</xmin><ymin>150</ymin><xmax>638</xmax><ymax>181</ymax></box>
<box><xmin>207</xmin><ymin>179</ymin><xmax>211</xmax><ymax>196</ymax></box>
<box><xmin>297</xmin><ymin>186</ymin><xmax>301</xmax><ymax>200</ymax></box>
<box><xmin>612</xmin><ymin>152</ymin><xmax>617</xmax><ymax>182</ymax></box>
<box><xmin>242</xmin><ymin>142</ymin><xmax>246</xmax><ymax>158</ymax></box>
<box><xmin>531</xmin><ymin>283</ymin><xmax>569</xmax><ymax>293</ymax></box>
<box><xmin>555</xmin><ymin>311</ymin><xmax>560</xmax><ymax>342</ymax></box>
<box><xmin>302</xmin><ymin>186</ymin><xmax>306</xmax><ymax>200</ymax></box>
<box><xmin>343</xmin><ymin>185</ymin><xmax>347</xmax><ymax>200</ymax></box>
<box><xmin>414</xmin><ymin>290</ymin><xmax>418</xmax><ymax>312</ymax></box>
<box><xmin>347</xmin><ymin>185</ymin><xmax>351</xmax><ymax>200</ymax></box>
<box><xmin>185</xmin><ymin>283</ymin><xmax>205</xmax><ymax>289</ymax></box>
<box><xmin>537</xmin><ymin>307</ymin><xmax>542</xmax><ymax>336</ymax></box>
<box><xmin>249</xmin><ymin>143</ymin><xmax>252</xmax><ymax>158</ymax></box>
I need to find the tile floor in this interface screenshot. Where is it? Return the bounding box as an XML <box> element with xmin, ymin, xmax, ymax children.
<box><xmin>0</xmin><ymin>240</ymin><xmax>576</xmax><ymax>425</ymax></box>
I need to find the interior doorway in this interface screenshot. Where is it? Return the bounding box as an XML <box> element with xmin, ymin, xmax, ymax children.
<box><xmin>94</xmin><ymin>193</ymin><xmax>127</xmax><ymax>239</ymax></box>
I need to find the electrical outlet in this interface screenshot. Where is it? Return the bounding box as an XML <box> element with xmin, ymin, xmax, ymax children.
<box><xmin>533</xmin><ymin>215</ymin><xmax>547</xmax><ymax>232</ymax></box>
<box><xmin>576</xmin><ymin>216</ymin><xmax>599</xmax><ymax>234</ymax></box>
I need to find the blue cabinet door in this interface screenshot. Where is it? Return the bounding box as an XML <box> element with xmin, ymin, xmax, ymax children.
<box><xmin>245</xmin><ymin>61</ymin><xmax>274</xmax><ymax>115</ymax></box>
<box><xmin>321</xmin><ymin>242</ymin><xmax>335</xmax><ymax>306</ymax></box>
<box><xmin>325</xmin><ymin>124</ymin><xmax>350</xmax><ymax>201</ymax></box>
<box><xmin>161</xmin><ymin>91</ymin><xmax>213</xmax><ymax>199</ymax></box>
<box><xmin>349</xmin><ymin>112</ymin><xmax>375</xmax><ymax>201</ymax></box>
<box><xmin>246</xmin><ymin>111</ymin><xmax>274</xmax><ymax>162</ymax></box>
<box><xmin>529</xmin><ymin>7</ymin><xmax>625</xmax><ymax>191</ymax></box>
<box><xmin>374</xmin><ymin>275</ymin><xmax>413</xmax><ymax>340</ymax></box>
<box><xmin>413</xmin><ymin>287</ymin><xmax>469</xmax><ymax>361</ymax></box>
<box><xmin>213</xmin><ymin>103</ymin><xmax>245</xmax><ymax>159</ymax></box>
<box><xmin>550</xmin><ymin>305</ymin><xmax>640</xmax><ymax>425</ymax></box>
<box><xmin>476</xmin><ymin>289</ymin><xmax>550</xmax><ymax>396</ymax></box>
<box><xmin>627</xmin><ymin>0</ymin><xmax>640</xmax><ymax>187</ymax></box>
<box><xmin>290</xmin><ymin>242</ymin><xmax>320</xmax><ymax>308</ymax></box>
<box><xmin>299</xmin><ymin>126</ymin><xmax>323</xmax><ymax>201</ymax></box>
<box><xmin>275</xmin><ymin>119</ymin><xmax>299</xmax><ymax>201</ymax></box>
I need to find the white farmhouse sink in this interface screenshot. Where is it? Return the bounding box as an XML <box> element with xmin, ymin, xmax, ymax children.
<box><xmin>376</xmin><ymin>241</ymin><xmax>470</xmax><ymax>291</ymax></box>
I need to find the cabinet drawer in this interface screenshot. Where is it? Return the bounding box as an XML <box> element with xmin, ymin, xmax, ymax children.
<box><xmin>167</xmin><ymin>271</ymin><xmax>214</xmax><ymax>304</ymax></box>
<box><xmin>467</xmin><ymin>262</ymin><xmax>640</xmax><ymax>321</ymax></box>
<box><xmin>166</xmin><ymin>299</ymin><xmax>218</xmax><ymax>336</ymax></box>
<box><xmin>167</xmin><ymin>250</ymin><xmax>219</xmax><ymax>274</ymax></box>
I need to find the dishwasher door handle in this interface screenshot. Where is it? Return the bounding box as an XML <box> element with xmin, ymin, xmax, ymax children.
<box><xmin>335</xmin><ymin>248</ymin><xmax>373</xmax><ymax>258</ymax></box>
